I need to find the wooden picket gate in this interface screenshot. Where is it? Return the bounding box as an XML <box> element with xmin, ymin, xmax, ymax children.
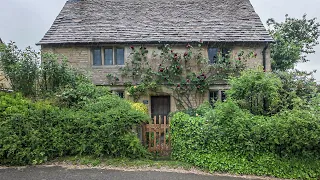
<box><xmin>142</xmin><ymin>116</ymin><xmax>171</xmax><ymax>156</ymax></box>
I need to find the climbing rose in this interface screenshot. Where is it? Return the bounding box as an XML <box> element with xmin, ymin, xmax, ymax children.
<box><xmin>184</xmin><ymin>52</ymin><xmax>188</xmax><ymax>56</ymax></box>
<box><xmin>130</xmin><ymin>46</ymin><xmax>134</xmax><ymax>50</ymax></box>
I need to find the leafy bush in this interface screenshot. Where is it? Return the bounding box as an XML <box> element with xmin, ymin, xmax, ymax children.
<box><xmin>129</xmin><ymin>102</ymin><xmax>149</xmax><ymax>115</ymax></box>
<box><xmin>177</xmin><ymin>101</ymin><xmax>213</xmax><ymax>117</ymax></box>
<box><xmin>228</xmin><ymin>68</ymin><xmax>282</xmax><ymax>115</ymax></box>
<box><xmin>0</xmin><ymin>43</ymin><xmax>38</xmax><ymax>96</ymax></box>
<box><xmin>0</xmin><ymin>92</ymin><xmax>149</xmax><ymax>165</ymax></box>
<box><xmin>171</xmin><ymin>100</ymin><xmax>320</xmax><ymax>179</ymax></box>
<box><xmin>0</xmin><ymin>42</ymin><xmax>84</xmax><ymax>97</ymax></box>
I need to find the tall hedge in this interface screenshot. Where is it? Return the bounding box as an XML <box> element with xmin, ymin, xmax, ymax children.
<box><xmin>171</xmin><ymin>100</ymin><xmax>320</xmax><ymax>179</ymax></box>
<box><xmin>0</xmin><ymin>92</ymin><xmax>149</xmax><ymax>165</ymax></box>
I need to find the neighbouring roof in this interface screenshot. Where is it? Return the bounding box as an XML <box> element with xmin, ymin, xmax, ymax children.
<box><xmin>38</xmin><ymin>0</ymin><xmax>273</xmax><ymax>45</ymax></box>
<box><xmin>0</xmin><ymin>38</ymin><xmax>3</xmax><ymax>44</ymax></box>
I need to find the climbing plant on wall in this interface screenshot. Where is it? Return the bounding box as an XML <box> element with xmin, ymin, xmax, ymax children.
<box><xmin>107</xmin><ymin>42</ymin><xmax>255</xmax><ymax>110</ymax></box>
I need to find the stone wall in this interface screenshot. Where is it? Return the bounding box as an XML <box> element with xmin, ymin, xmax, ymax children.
<box><xmin>41</xmin><ymin>43</ymin><xmax>271</xmax><ymax>112</ymax></box>
<box><xmin>0</xmin><ymin>70</ymin><xmax>10</xmax><ymax>89</ymax></box>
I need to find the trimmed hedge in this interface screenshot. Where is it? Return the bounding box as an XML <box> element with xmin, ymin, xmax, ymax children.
<box><xmin>171</xmin><ymin>100</ymin><xmax>320</xmax><ymax>179</ymax></box>
<box><xmin>0</xmin><ymin>92</ymin><xmax>149</xmax><ymax>165</ymax></box>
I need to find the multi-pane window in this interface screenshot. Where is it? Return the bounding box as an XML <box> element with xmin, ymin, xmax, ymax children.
<box><xmin>209</xmin><ymin>90</ymin><xmax>227</xmax><ymax>106</ymax></box>
<box><xmin>116</xmin><ymin>91</ymin><xmax>124</xmax><ymax>98</ymax></box>
<box><xmin>208</xmin><ymin>47</ymin><xmax>231</xmax><ymax>64</ymax></box>
<box><xmin>92</xmin><ymin>47</ymin><xmax>125</xmax><ymax>66</ymax></box>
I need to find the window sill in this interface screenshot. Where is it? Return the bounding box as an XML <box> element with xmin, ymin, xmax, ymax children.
<box><xmin>92</xmin><ymin>65</ymin><xmax>125</xmax><ymax>69</ymax></box>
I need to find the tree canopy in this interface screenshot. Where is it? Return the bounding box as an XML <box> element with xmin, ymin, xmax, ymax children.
<box><xmin>267</xmin><ymin>14</ymin><xmax>320</xmax><ymax>71</ymax></box>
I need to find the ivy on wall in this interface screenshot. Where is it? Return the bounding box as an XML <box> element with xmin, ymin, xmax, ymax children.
<box><xmin>107</xmin><ymin>42</ymin><xmax>256</xmax><ymax>110</ymax></box>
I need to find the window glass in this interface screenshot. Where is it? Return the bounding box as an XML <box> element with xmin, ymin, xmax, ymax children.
<box><xmin>221</xmin><ymin>91</ymin><xmax>227</xmax><ymax>101</ymax></box>
<box><xmin>222</xmin><ymin>48</ymin><xmax>231</xmax><ymax>58</ymax></box>
<box><xmin>93</xmin><ymin>48</ymin><xmax>102</xmax><ymax>66</ymax></box>
<box><xmin>116</xmin><ymin>91</ymin><xmax>124</xmax><ymax>98</ymax></box>
<box><xmin>209</xmin><ymin>91</ymin><xmax>219</xmax><ymax>106</ymax></box>
<box><xmin>208</xmin><ymin>48</ymin><xmax>218</xmax><ymax>64</ymax></box>
<box><xmin>115</xmin><ymin>48</ymin><xmax>124</xmax><ymax>65</ymax></box>
<box><xmin>104</xmin><ymin>48</ymin><xmax>113</xmax><ymax>65</ymax></box>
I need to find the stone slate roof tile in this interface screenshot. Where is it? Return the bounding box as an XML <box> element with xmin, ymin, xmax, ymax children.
<box><xmin>38</xmin><ymin>0</ymin><xmax>273</xmax><ymax>45</ymax></box>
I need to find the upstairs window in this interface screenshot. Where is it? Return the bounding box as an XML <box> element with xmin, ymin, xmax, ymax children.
<box><xmin>208</xmin><ymin>47</ymin><xmax>231</xmax><ymax>64</ymax></box>
<box><xmin>93</xmin><ymin>48</ymin><xmax>102</xmax><ymax>66</ymax></box>
<box><xmin>92</xmin><ymin>47</ymin><xmax>125</xmax><ymax>66</ymax></box>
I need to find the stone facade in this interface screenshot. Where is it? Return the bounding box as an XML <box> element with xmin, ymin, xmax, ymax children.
<box><xmin>0</xmin><ymin>71</ymin><xmax>11</xmax><ymax>89</ymax></box>
<box><xmin>41</xmin><ymin>43</ymin><xmax>271</xmax><ymax>113</ymax></box>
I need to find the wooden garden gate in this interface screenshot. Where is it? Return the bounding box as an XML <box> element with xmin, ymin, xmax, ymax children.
<box><xmin>142</xmin><ymin>115</ymin><xmax>171</xmax><ymax>156</ymax></box>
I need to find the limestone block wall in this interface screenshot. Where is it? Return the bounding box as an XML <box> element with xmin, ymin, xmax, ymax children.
<box><xmin>41</xmin><ymin>43</ymin><xmax>271</xmax><ymax>112</ymax></box>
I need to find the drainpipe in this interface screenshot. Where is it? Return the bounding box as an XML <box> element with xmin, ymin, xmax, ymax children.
<box><xmin>262</xmin><ymin>42</ymin><xmax>269</xmax><ymax>115</ymax></box>
<box><xmin>262</xmin><ymin>42</ymin><xmax>269</xmax><ymax>71</ymax></box>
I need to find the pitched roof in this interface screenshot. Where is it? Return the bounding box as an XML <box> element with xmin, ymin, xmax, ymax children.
<box><xmin>38</xmin><ymin>0</ymin><xmax>273</xmax><ymax>45</ymax></box>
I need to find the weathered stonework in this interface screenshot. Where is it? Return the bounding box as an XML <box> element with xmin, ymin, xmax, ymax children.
<box><xmin>41</xmin><ymin>43</ymin><xmax>271</xmax><ymax>112</ymax></box>
<box><xmin>0</xmin><ymin>70</ymin><xmax>11</xmax><ymax>89</ymax></box>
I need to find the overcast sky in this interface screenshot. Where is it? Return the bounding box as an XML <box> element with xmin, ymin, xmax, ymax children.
<box><xmin>0</xmin><ymin>0</ymin><xmax>319</xmax><ymax>81</ymax></box>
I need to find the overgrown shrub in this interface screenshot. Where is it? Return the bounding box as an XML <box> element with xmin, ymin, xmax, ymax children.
<box><xmin>228</xmin><ymin>68</ymin><xmax>282</xmax><ymax>115</ymax></box>
<box><xmin>171</xmin><ymin>100</ymin><xmax>320</xmax><ymax>179</ymax></box>
<box><xmin>0</xmin><ymin>42</ymin><xmax>83</xmax><ymax>97</ymax></box>
<box><xmin>0</xmin><ymin>43</ymin><xmax>38</xmax><ymax>96</ymax></box>
<box><xmin>0</xmin><ymin>92</ymin><xmax>149</xmax><ymax>165</ymax></box>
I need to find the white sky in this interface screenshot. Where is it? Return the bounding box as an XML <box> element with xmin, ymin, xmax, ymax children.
<box><xmin>0</xmin><ymin>0</ymin><xmax>319</xmax><ymax>80</ymax></box>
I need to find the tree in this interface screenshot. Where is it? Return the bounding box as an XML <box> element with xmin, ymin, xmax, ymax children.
<box><xmin>275</xmin><ymin>69</ymin><xmax>319</xmax><ymax>110</ymax></box>
<box><xmin>0</xmin><ymin>42</ymin><xmax>39</xmax><ymax>96</ymax></box>
<box><xmin>267</xmin><ymin>14</ymin><xmax>320</xmax><ymax>71</ymax></box>
<box><xmin>0</xmin><ymin>42</ymin><xmax>80</xmax><ymax>97</ymax></box>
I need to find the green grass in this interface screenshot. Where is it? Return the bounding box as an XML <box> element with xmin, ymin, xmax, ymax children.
<box><xmin>52</xmin><ymin>156</ymin><xmax>194</xmax><ymax>170</ymax></box>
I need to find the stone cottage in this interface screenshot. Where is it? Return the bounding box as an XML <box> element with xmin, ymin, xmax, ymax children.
<box><xmin>38</xmin><ymin>0</ymin><xmax>273</xmax><ymax>116</ymax></box>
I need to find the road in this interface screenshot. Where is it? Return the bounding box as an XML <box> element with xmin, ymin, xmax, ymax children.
<box><xmin>0</xmin><ymin>166</ymin><xmax>257</xmax><ymax>180</ymax></box>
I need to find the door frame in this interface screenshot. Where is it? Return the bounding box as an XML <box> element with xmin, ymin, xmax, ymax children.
<box><xmin>150</xmin><ymin>95</ymin><xmax>171</xmax><ymax>118</ymax></box>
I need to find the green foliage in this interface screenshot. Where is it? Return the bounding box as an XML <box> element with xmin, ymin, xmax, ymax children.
<box><xmin>39</xmin><ymin>53</ymin><xmax>78</xmax><ymax>94</ymax></box>
<box><xmin>0</xmin><ymin>42</ymin><xmax>83</xmax><ymax>97</ymax></box>
<box><xmin>227</xmin><ymin>68</ymin><xmax>282</xmax><ymax>115</ymax></box>
<box><xmin>129</xmin><ymin>102</ymin><xmax>149</xmax><ymax>115</ymax></box>
<box><xmin>56</xmin><ymin>76</ymin><xmax>110</xmax><ymax>108</ymax></box>
<box><xmin>0</xmin><ymin>92</ymin><xmax>149</xmax><ymax>165</ymax></box>
<box><xmin>119</xmin><ymin>43</ymin><xmax>252</xmax><ymax>110</ymax></box>
<box><xmin>170</xmin><ymin>100</ymin><xmax>320</xmax><ymax>179</ymax></box>
<box><xmin>0</xmin><ymin>42</ymin><xmax>39</xmax><ymax>96</ymax></box>
<box><xmin>267</xmin><ymin>14</ymin><xmax>320</xmax><ymax>71</ymax></box>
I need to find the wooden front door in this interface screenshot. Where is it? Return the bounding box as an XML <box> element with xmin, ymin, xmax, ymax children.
<box><xmin>151</xmin><ymin>96</ymin><xmax>170</xmax><ymax>123</ymax></box>
<box><xmin>142</xmin><ymin>96</ymin><xmax>171</xmax><ymax>156</ymax></box>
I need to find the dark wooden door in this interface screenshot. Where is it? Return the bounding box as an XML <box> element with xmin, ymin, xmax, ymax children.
<box><xmin>151</xmin><ymin>96</ymin><xmax>170</xmax><ymax>123</ymax></box>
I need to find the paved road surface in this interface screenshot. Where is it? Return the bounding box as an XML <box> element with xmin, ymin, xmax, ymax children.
<box><xmin>0</xmin><ymin>166</ymin><xmax>256</xmax><ymax>180</ymax></box>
